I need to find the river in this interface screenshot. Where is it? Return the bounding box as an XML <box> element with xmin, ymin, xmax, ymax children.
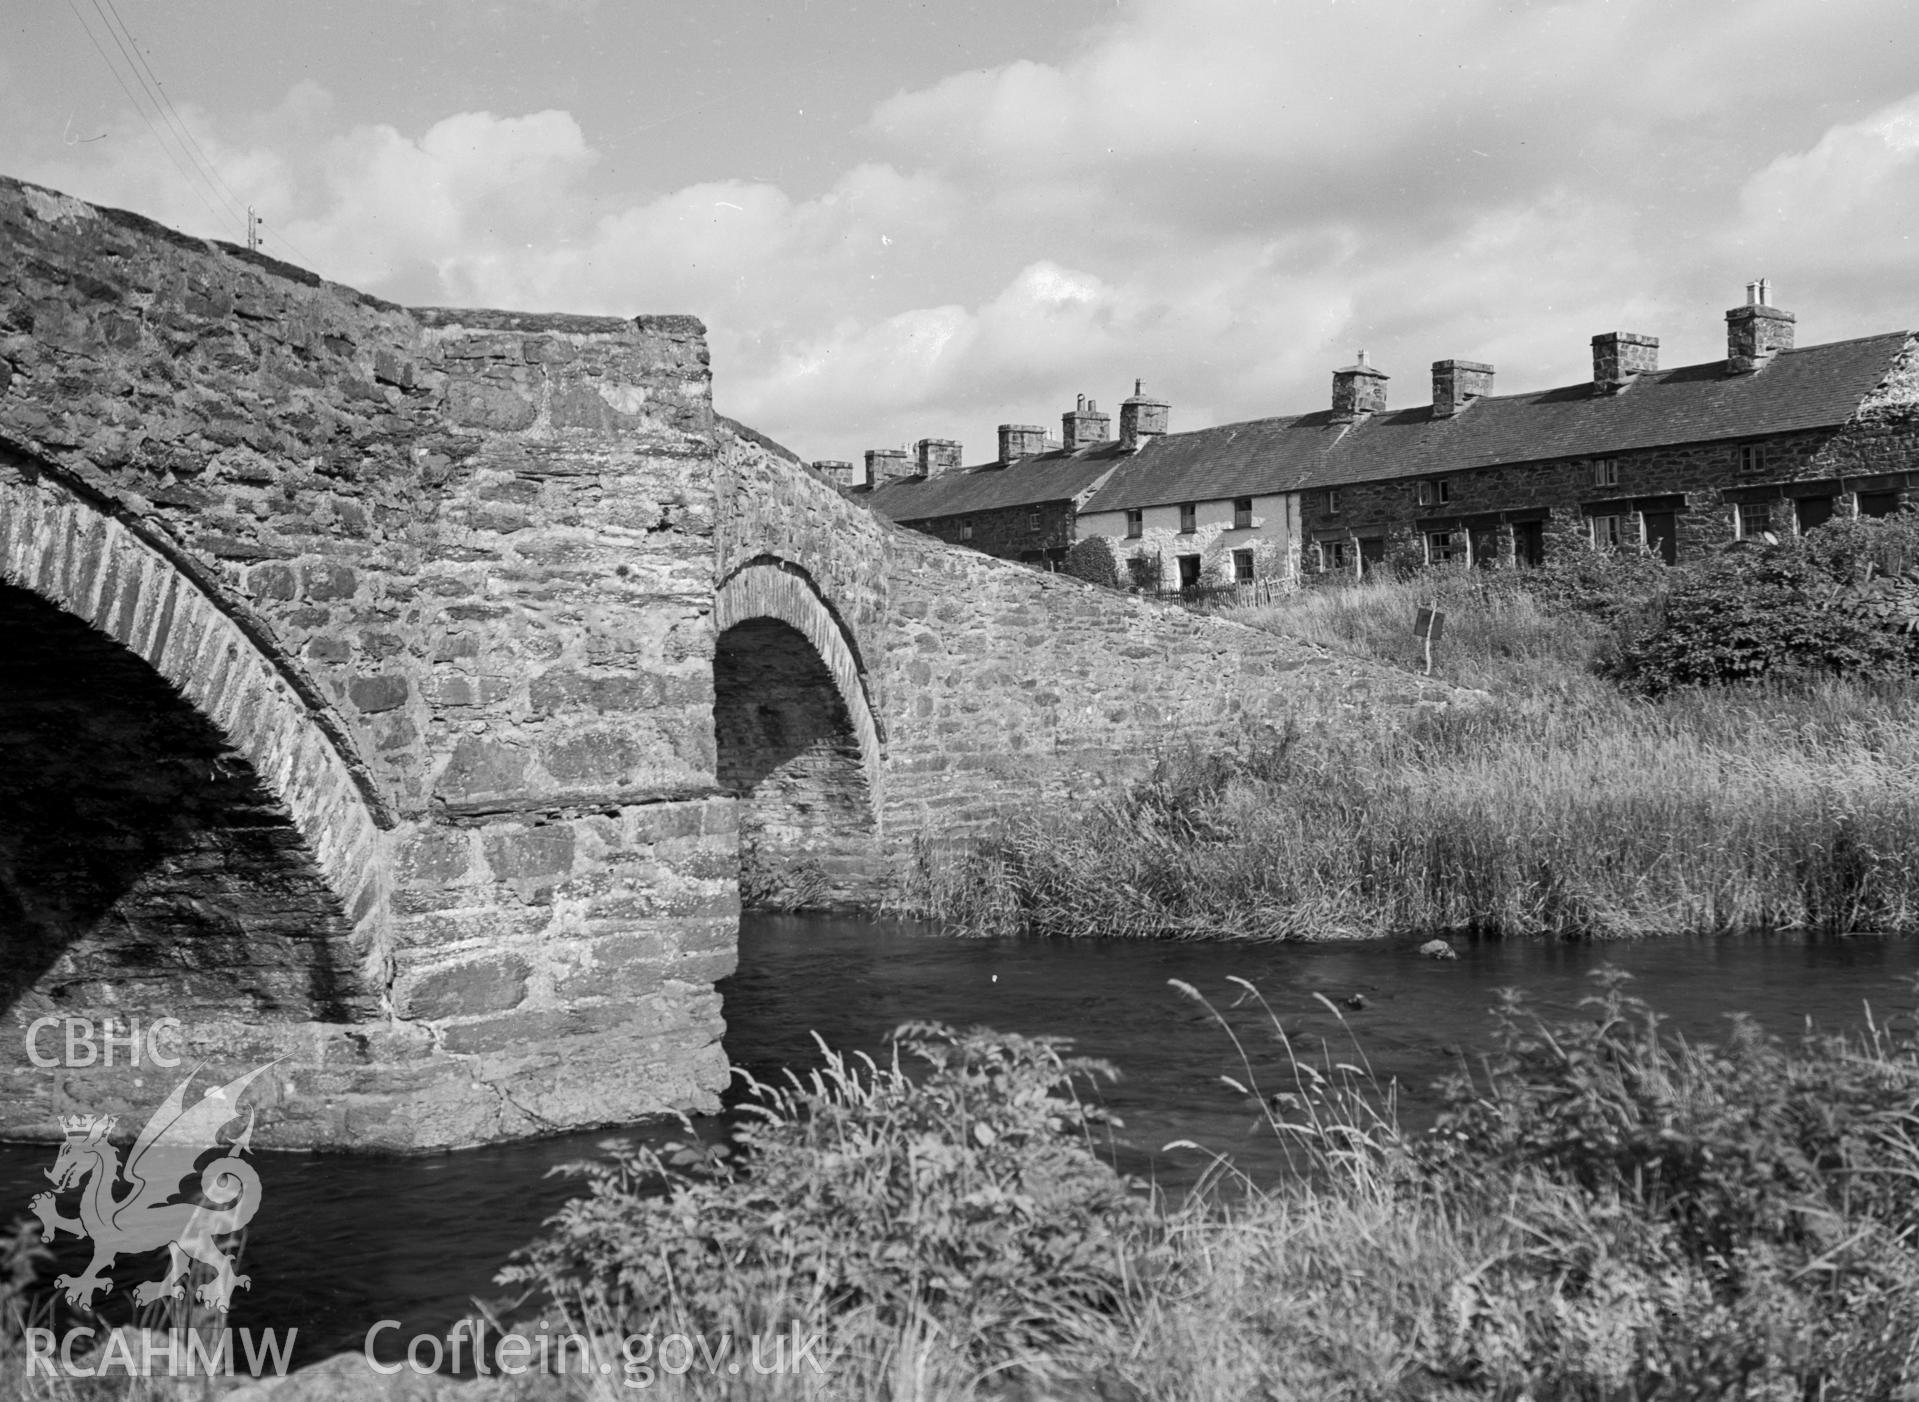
<box><xmin>3</xmin><ymin>915</ymin><xmax>1915</xmax><ymax>1364</ymax></box>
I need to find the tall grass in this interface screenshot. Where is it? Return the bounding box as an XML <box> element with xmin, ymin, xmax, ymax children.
<box><xmin>911</xmin><ymin>569</ymin><xmax>1919</xmax><ymax>939</ymax></box>
<box><xmin>1128</xmin><ymin>972</ymin><xmax>1919</xmax><ymax>1400</ymax></box>
<box><xmin>476</xmin><ymin>975</ymin><xmax>1919</xmax><ymax>1398</ymax></box>
<box><xmin>8</xmin><ymin>984</ymin><xmax>1917</xmax><ymax>1397</ymax></box>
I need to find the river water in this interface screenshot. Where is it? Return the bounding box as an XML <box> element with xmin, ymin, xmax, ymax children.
<box><xmin>3</xmin><ymin>915</ymin><xmax>1915</xmax><ymax>1363</ymax></box>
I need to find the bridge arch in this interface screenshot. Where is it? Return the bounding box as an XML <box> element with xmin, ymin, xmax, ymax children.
<box><xmin>0</xmin><ymin>459</ymin><xmax>390</xmax><ymax>1011</ymax></box>
<box><xmin>713</xmin><ymin>557</ymin><xmax>884</xmax><ymax>908</ymax></box>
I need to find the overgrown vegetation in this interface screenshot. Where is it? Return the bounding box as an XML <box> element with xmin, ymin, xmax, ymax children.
<box><xmin>908</xmin><ymin>516</ymin><xmax>1919</xmax><ymax>941</ymax></box>
<box><xmin>1060</xmin><ymin>535</ymin><xmax>1122</xmax><ymax>590</ymax></box>
<box><xmin>496</xmin><ymin>1025</ymin><xmax>1151</xmax><ymax>1398</ymax></box>
<box><xmin>480</xmin><ymin>978</ymin><xmax>1919</xmax><ymax>1398</ymax></box>
<box><xmin>5</xmin><ymin>996</ymin><xmax>1914</xmax><ymax>1397</ymax></box>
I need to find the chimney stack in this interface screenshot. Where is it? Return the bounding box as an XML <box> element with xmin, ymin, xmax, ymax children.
<box><xmin>1431</xmin><ymin>359</ymin><xmax>1494</xmax><ymax>418</ymax></box>
<box><xmin>1726</xmin><ymin>278</ymin><xmax>1795</xmax><ymax>374</ymax></box>
<box><xmin>1061</xmin><ymin>394</ymin><xmax>1111</xmax><ymax>450</ymax></box>
<box><xmin>997</xmin><ymin>424</ymin><xmax>1048</xmax><ymax>464</ymax></box>
<box><xmin>1591</xmin><ymin>332</ymin><xmax>1659</xmax><ymax>395</ymax></box>
<box><xmin>864</xmin><ymin>448</ymin><xmax>913</xmax><ymax>488</ymax></box>
<box><xmin>1331</xmin><ymin>350</ymin><xmax>1389</xmax><ymax>422</ymax></box>
<box><xmin>1119</xmin><ymin>379</ymin><xmax>1170</xmax><ymax>451</ymax></box>
<box><xmin>915</xmin><ymin>438</ymin><xmax>963</xmax><ymax>477</ymax></box>
<box><xmin>811</xmin><ymin>459</ymin><xmax>855</xmax><ymax>490</ymax></box>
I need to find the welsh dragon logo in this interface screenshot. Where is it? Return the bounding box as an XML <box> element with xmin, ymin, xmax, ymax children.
<box><xmin>29</xmin><ymin>1062</ymin><xmax>276</xmax><ymax>1313</ymax></box>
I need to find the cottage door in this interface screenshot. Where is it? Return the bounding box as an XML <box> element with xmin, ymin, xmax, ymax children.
<box><xmin>1642</xmin><ymin>511</ymin><xmax>1678</xmax><ymax>564</ymax></box>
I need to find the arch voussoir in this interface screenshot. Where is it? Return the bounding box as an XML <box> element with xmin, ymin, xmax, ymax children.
<box><xmin>0</xmin><ymin>467</ymin><xmax>391</xmax><ymax>961</ymax></box>
<box><xmin>715</xmin><ymin>557</ymin><xmax>885</xmax><ymax>830</ymax></box>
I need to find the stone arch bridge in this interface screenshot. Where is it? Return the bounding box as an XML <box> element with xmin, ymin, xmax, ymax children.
<box><xmin>0</xmin><ymin>178</ymin><xmax>1450</xmax><ymax>1148</ymax></box>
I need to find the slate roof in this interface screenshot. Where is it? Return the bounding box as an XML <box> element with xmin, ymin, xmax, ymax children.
<box><xmin>862</xmin><ymin>442</ymin><xmax>1131</xmax><ymax>522</ymax></box>
<box><xmin>1079</xmin><ymin>331</ymin><xmax>1912</xmax><ymax>513</ymax></box>
<box><xmin>1080</xmin><ymin>415</ymin><xmax>1342</xmax><ymax>514</ymax></box>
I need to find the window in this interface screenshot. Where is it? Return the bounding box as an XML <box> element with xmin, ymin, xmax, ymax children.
<box><xmin>1740</xmin><ymin>444</ymin><xmax>1767</xmax><ymax>474</ymax></box>
<box><xmin>1026</xmin><ymin>509</ymin><xmax>1042</xmax><ymax>533</ymax></box>
<box><xmin>1591</xmin><ymin>513</ymin><xmax>1636</xmax><ymax>550</ymax></box>
<box><xmin>1233</xmin><ymin>497</ymin><xmax>1253</xmax><ymax>529</ymax></box>
<box><xmin>1326</xmin><ymin>489</ymin><xmax>1341</xmax><ymax>516</ymax></box>
<box><xmin>1436</xmin><ymin>479</ymin><xmax>1452</xmax><ymax>504</ymax></box>
<box><xmin>1859</xmin><ymin>490</ymin><xmax>1901</xmax><ymax>518</ymax></box>
<box><xmin>1414</xmin><ymin>482</ymin><xmax>1432</xmax><ymax>507</ymax></box>
<box><xmin>1591</xmin><ymin>458</ymin><xmax>1618</xmax><ymax>488</ymax></box>
<box><xmin>1124</xmin><ymin>508</ymin><xmax>1143</xmax><ymax>539</ymax></box>
<box><xmin>1321</xmin><ymin>540</ymin><xmax>1352</xmax><ymax>572</ymax></box>
<box><xmin>1415</xmin><ymin>479</ymin><xmax>1451</xmax><ymax>506</ymax></box>
<box><xmin>1426</xmin><ymin>531</ymin><xmax>1462</xmax><ymax>564</ymax></box>
<box><xmin>1178</xmin><ymin>502</ymin><xmax>1197</xmax><ymax>534</ymax></box>
<box><xmin>1735</xmin><ymin>500</ymin><xmax>1771</xmax><ymax>539</ymax></box>
<box><xmin>958</xmin><ymin>518</ymin><xmax>974</xmax><ymax>542</ymax></box>
<box><xmin>1233</xmin><ymin>549</ymin><xmax>1255</xmax><ymax>583</ymax></box>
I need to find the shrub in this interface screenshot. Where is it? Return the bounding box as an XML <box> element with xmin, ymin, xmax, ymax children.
<box><xmin>1611</xmin><ymin>541</ymin><xmax>1912</xmax><ymax>692</ymax></box>
<box><xmin>1422</xmin><ymin>972</ymin><xmax>1919</xmax><ymax>1396</ymax></box>
<box><xmin>500</xmin><ymin>1025</ymin><xmax>1149</xmax><ymax>1384</ymax></box>
<box><xmin>1124</xmin><ymin>549</ymin><xmax>1159</xmax><ymax>591</ymax></box>
<box><xmin>1061</xmin><ymin>535</ymin><xmax>1122</xmax><ymax>590</ymax></box>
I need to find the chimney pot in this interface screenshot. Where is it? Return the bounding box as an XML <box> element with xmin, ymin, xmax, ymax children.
<box><xmin>1119</xmin><ymin>381</ymin><xmax>1170</xmax><ymax>451</ymax></box>
<box><xmin>1431</xmin><ymin>359</ymin><xmax>1494</xmax><ymax>418</ymax></box>
<box><xmin>915</xmin><ymin>438</ymin><xmax>964</xmax><ymax>477</ymax></box>
<box><xmin>1591</xmin><ymin>332</ymin><xmax>1659</xmax><ymax>395</ymax></box>
<box><xmin>1726</xmin><ymin>280</ymin><xmax>1795</xmax><ymax>374</ymax></box>
<box><xmin>1061</xmin><ymin>393</ymin><xmax>1112</xmax><ymax>450</ymax></box>
<box><xmin>1331</xmin><ymin>351</ymin><xmax>1389</xmax><ymax>421</ymax></box>
<box><xmin>811</xmin><ymin>459</ymin><xmax>855</xmax><ymax>491</ymax></box>
<box><xmin>864</xmin><ymin>447</ymin><xmax>914</xmax><ymax>489</ymax></box>
<box><xmin>997</xmin><ymin>424</ymin><xmax>1048</xmax><ymax>464</ymax></box>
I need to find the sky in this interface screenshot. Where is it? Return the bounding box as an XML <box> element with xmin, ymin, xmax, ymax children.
<box><xmin>5</xmin><ymin>0</ymin><xmax>1919</xmax><ymax>465</ymax></box>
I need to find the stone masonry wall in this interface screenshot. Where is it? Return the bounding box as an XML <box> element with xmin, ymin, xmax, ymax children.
<box><xmin>0</xmin><ymin>177</ymin><xmax>733</xmax><ymax>1149</ymax></box>
<box><xmin>912</xmin><ymin>498</ymin><xmax>1078</xmax><ymax>563</ymax></box>
<box><xmin>717</xmin><ymin>433</ymin><xmax>1468</xmax><ymax>899</ymax></box>
<box><xmin>1079</xmin><ymin>494</ymin><xmax>1298</xmax><ymax>589</ymax></box>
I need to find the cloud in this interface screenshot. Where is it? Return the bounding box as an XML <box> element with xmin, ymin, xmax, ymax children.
<box><xmin>15</xmin><ymin>0</ymin><xmax>1919</xmax><ymax>464</ymax></box>
<box><xmin>1737</xmin><ymin>93</ymin><xmax>1919</xmax><ymax>277</ymax></box>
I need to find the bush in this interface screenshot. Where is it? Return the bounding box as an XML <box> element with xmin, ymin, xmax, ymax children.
<box><xmin>501</xmin><ymin>1025</ymin><xmax>1149</xmax><ymax>1384</ymax></box>
<box><xmin>1422</xmin><ymin>972</ymin><xmax>1919</xmax><ymax>1396</ymax></box>
<box><xmin>1611</xmin><ymin>540</ymin><xmax>1914</xmax><ymax>692</ymax></box>
<box><xmin>1124</xmin><ymin>549</ymin><xmax>1159</xmax><ymax>591</ymax></box>
<box><xmin>1061</xmin><ymin>535</ymin><xmax>1122</xmax><ymax>590</ymax></box>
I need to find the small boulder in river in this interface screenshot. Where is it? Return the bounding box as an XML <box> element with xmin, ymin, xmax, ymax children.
<box><xmin>1419</xmin><ymin>939</ymin><xmax>1458</xmax><ymax>960</ymax></box>
<box><xmin>1343</xmin><ymin>992</ymin><xmax>1368</xmax><ymax>1010</ymax></box>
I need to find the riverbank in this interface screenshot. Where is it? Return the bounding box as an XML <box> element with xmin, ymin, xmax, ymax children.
<box><xmin>3</xmin><ymin>969</ymin><xmax>1915</xmax><ymax>1398</ymax></box>
<box><xmin>363</xmin><ymin>979</ymin><xmax>1919</xmax><ymax>1397</ymax></box>
<box><xmin>906</xmin><ymin>561</ymin><xmax>1919</xmax><ymax>940</ymax></box>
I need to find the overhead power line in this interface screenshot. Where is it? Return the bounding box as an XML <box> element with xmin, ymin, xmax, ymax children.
<box><xmin>62</xmin><ymin>0</ymin><xmax>232</xmax><ymax>233</ymax></box>
<box><xmin>61</xmin><ymin>0</ymin><xmax>323</xmax><ymax>271</ymax></box>
<box><xmin>91</xmin><ymin>0</ymin><xmax>250</xmax><ymax>229</ymax></box>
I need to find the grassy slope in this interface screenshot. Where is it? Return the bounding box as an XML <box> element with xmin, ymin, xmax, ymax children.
<box><xmin>909</xmin><ymin>568</ymin><xmax>1919</xmax><ymax>940</ymax></box>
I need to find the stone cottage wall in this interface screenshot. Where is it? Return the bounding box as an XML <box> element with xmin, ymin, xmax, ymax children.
<box><xmin>1079</xmin><ymin>493</ymin><xmax>1298</xmax><ymax>589</ymax></box>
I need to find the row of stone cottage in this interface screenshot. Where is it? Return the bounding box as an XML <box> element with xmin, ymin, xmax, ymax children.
<box><xmin>814</xmin><ymin>283</ymin><xmax>1919</xmax><ymax>589</ymax></box>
